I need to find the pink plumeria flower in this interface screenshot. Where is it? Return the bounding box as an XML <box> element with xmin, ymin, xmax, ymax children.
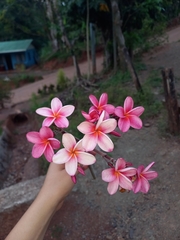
<box><xmin>53</xmin><ymin>133</ymin><xmax>96</xmax><ymax>176</ymax></box>
<box><xmin>81</xmin><ymin>109</ymin><xmax>100</xmax><ymax>123</ymax></box>
<box><xmin>77</xmin><ymin>111</ymin><xmax>117</xmax><ymax>152</ymax></box>
<box><xmin>26</xmin><ymin>126</ymin><xmax>60</xmax><ymax>162</ymax></box>
<box><xmin>36</xmin><ymin>97</ymin><xmax>75</xmax><ymax>128</ymax></box>
<box><xmin>102</xmin><ymin>158</ymin><xmax>137</xmax><ymax>195</ymax></box>
<box><xmin>115</xmin><ymin>96</ymin><xmax>144</xmax><ymax>132</ymax></box>
<box><xmin>89</xmin><ymin>93</ymin><xmax>115</xmax><ymax>118</ymax></box>
<box><xmin>133</xmin><ymin>162</ymin><xmax>158</xmax><ymax>193</ymax></box>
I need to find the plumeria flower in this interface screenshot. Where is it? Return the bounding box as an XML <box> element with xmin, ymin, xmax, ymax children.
<box><xmin>102</xmin><ymin>158</ymin><xmax>137</xmax><ymax>195</ymax></box>
<box><xmin>53</xmin><ymin>133</ymin><xmax>96</xmax><ymax>176</ymax></box>
<box><xmin>81</xmin><ymin>109</ymin><xmax>100</xmax><ymax>123</ymax></box>
<box><xmin>26</xmin><ymin>126</ymin><xmax>60</xmax><ymax>162</ymax></box>
<box><xmin>77</xmin><ymin>111</ymin><xmax>117</xmax><ymax>152</ymax></box>
<box><xmin>132</xmin><ymin>162</ymin><xmax>158</xmax><ymax>193</ymax></box>
<box><xmin>36</xmin><ymin>97</ymin><xmax>75</xmax><ymax>128</ymax></box>
<box><xmin>89</xmin><ymin>93</ymin><xmax>115</xmax><ymax>118</ymax></box>
<box><xmin>115</xmin><ymin>96</ymin><xmax>144</xmax><ymax>132</ymax></box>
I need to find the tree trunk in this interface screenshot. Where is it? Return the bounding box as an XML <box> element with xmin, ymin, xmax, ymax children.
<box><xmin>44</xmin><ymin>0</ymin><xmax>59</xmax><ymax>52</ymax></box>
<box><xmin>86</xmin><ymin>0</ymin><xmax>90</xmax><ymax>80</ymax></box>
<box><xmin>57</xmin><ymin>14</ymin><xmax>81</xmax><ymax>78</ymax></box>
<box><xmin>111</xmin><ymin>0</ymin><xmax>142</xmax><ymax>92</ymax></box>
<box><xmin>161</xmin><ymin>68</ymin><xmax>180</xmax><ymax>134</ymax></box>
<box><xmin>112</xmin><ymin>3</ymin><xmax>117</xmax><ymax>73</ymax></box>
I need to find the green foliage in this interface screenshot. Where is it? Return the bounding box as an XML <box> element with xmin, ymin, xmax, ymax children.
<box><xmin>146</xmin><ymin>70</ymin><xmax>162</xmax><ymax>88</ymax></box>
<box><xmin>39</xmin><ymin>43</ymin><xmax>54</xmax><ymax>62</ymax></box>
<box><xmin>39</xmin><ymin>156</ymin><xmax>50</xmax><ymax>175</ymax></box>
<box><xmin>99</xmin><ymin>69</ymin><xmax>162</xmax><ymax>119</ymax></box>
<box><xmin>39</xmin><ymin>44</ymin><xmax>70</xmax><ymax>63</ymax></box>
<box><xmin>124</xmin><ymin>17</ymin><xmax>166</xmax><ymax>54</ymax></box>
<box><xmin>134</xmin><ymin>60</ymin><xmax>147</xmax><ymax>71</ymax></box>
<box><xmin>57</xmin><ymin>69</ymin><xmax>68</xmax><ymax>91</ymax></box>
<box><xmin>99</xmin><ymin>71</ymin><xmax>132</xmax><ymax>105</ymax></box>
<box><xmin>11</xmin><ymin>74</ymin><xmax>39</xmax><ymax>88</ymax></box>
<box><xmin>30</xmin><ymin>93</ymin><xmax>53</xmax><ymax>112</ymax></box>
<box><xmin>0</xmin><ymin>0</ymin><xmax>48</xmax><ymax>49</ymax></box>
<box><xmin>66</xmin><ymin>111</ymin><xmax>84</xmax><ymax>140</ymax></box>
<box><xmin>132</xmin><ymin>87</ymin><xmax>162</xmax><ymax>119</ymax></box>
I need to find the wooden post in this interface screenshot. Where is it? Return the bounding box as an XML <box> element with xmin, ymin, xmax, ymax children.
<box><xmin>161</xmin><ymin>68</ymin><xmax>180</xmax><ymax>134</ymax></box>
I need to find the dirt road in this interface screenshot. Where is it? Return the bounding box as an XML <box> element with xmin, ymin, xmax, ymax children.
<box><xmin>9</xmin><ymin>56</ymin><xmax>104</xmax><ymax>106</ymax></box>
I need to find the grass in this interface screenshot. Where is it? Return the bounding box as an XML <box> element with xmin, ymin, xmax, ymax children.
<box><xmin>0</xmin><ymin>74</ymin><xmax>42</xmax><ymax>90</ymax></box>
<box><xmin>146</xmin><ymin>70</ymin><xmax>162</xmax><ymax>88</ymax></box>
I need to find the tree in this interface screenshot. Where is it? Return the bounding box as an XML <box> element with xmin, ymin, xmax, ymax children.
<box><xmin>111</xmin><ymin>0</ymin><xmax>142</xmax><ymax>92</ymax></box>
<box><xmin>0</xmin><ymin>0</ymin><xmax>48</xmax><ymax>49</ymax></box>
<box><xmin>44</xmin><ymin>0</ymin><xmax>59</xmax><ymax>52</ymax></box>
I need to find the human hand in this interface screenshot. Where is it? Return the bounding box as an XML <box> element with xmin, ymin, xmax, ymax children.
<box><xmin>40</xmin><ymin>162</ymin><xmax>75</xmax><ymax>211</ymax></box>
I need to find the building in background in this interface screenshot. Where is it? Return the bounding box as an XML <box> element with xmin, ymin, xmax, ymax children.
<box><xmin>0</xmin><ymin>39</ymin><xmax>38</xmax><ymax>71</ymax></box>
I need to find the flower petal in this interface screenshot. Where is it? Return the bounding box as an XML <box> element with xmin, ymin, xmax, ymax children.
<box><xmin>77</xmin><ymin>152</ymin><xmax>96</xmax><ymax>165</ymax></box>
<box><xmin>42</xmin><ymin>117</ymin><xmax>55</xmax><ymax>127</ymax></box>
<box><xmin>26</xmin><ymin>132</ymin><xmax>41</xmax><ymax>143</ymax></box>
<box><xmin>119</xmin><ymin>174</ymin><xmax>133</xmax><ymax>190</ymax></box>
<box><xmin>143</xmin><ymin>171</ymin><xmax>158</xmax><ymax>180</ymax></box>
<box><xmin>48</xmin><ymin>138</ymin><xmax>60</xmax><ymax>149</ymax></box>
<box><xmin>104</xmin><ymin>104</ymin><xmax>115</xmax><ymax>114</ymax></box>
<box><xmin>82</xmin><ymin>134</ymin><xmax>98</xmax><ymax>151</ymax></box>
<box><xmin>102</xmin><ymin>168</ymin><xmax>116</xmax><ymax>182</ymax></box>
<box><xmin>107</xmin><ymin>178</ymin><xmax>119</xmax><ymax>195</ymax></box>
<box><xmin>143</xmin><ymin>162</ymin><xmax>155</xmax><ymax>172</ymax></box>
<box><xmin>62</xmin><ymin>133</ymin><xmax>76</xmax><ymax>150</ymax></box>
<box><xmin>115</xmin><ymin>158</ymin><xmax>126</xmax><ymax>170</ymax></box>
<box><xmin>96</xmin><ymin>111</ymin><xmax>105</xmax><ymax>129</ymax></box>
<box><xmin>53</xmin><ymin>149</ymin><xmax>71</xmax><ymax>164</ymax></box>
<box><xmin>65</xmin><ymin>157</ymin><xmax>78</xmax><ymax>176</ymax></box>
<box><xmin>128</xmin><ymin>106</ymin><xmax>144</xmax><ymax>116</ymax></box>
<box><xmin>99</xmin><ymin>119</ymin><xmax>117</xmax><ymax>133</ymax></box>
<box><xmin>36</xmin><ymin>107</ymin><xmax>52</xmax><ymax>117</ymax></box>
<box><xmin>129</xmin><ymin>115</ymin><xmax>143</xmax><ymax>129</ymax></box>
<box><xmin>98</xmin><ymin>132</ymin><xmax>114</xmax><ymax>152</ymax></box>
<box><xmin>137</xmin><ymin>165</ymin><xmax>144</xmax><ymax>175</ymax></box>
<box><xmin>132</xmin><ymin>178</ymin><xmax>142</xmax><ymax>193</ymax></box>
<box><xmin>77</xmin><ymin>121</ymin><xmax>95</xmax><ymax>134</ymax></box>
<box><xmin>124</xmin><ymin>96</ymin><xmax>134</xmax><ymax>113</ymax></box>
<box><xmin>99</xmin><ymin>93</ymin><xmax>108</xmax><ymax>106</ymax></box>
<box><xmin>115</xmin><ymin>106</ymin><xmax>124</xmax><ymax>118</ymax></box>
<box><xmin>118</xmin><ymin>118</ymin><xmax>130</xmax><ymax>132</ymax></box>
<box><xmin>139</xmin><ymin>176</ymin><xmax>150</xmax><ymax>193</ymax></box>
<box><xmin>74</xmin><ymin>139</ymin><xmax>84</xmax><ymax>151</ymax></box>
<box><xmin>59</xmin><ymin>105</ymin><xmax>75</xmax><ymax>117</ymax></box>
<box><xmin>44</xmin><ymin>144</ymin><xmax>54</xmax><ymax>162</ymax></box>
<box><xmin>51</xmin><ymin>97</ymin><xmax>62</xmax><ymax>113</ymax></box>
<box><xmin>89</xmin><ymin>94</ymin><xmax>98</xmax><ymax>107</ymax></box>
<box><xmin>32</xmin><ymin>143</ymin><xmax>46</xmax><ymax>158</ymax></box>
<box><xmin>40</xmin><ymin>126</ymin><xmax>53</xmax><ymax>139</ymax></box>
<box><xmin>81</xmin><ymin>111</ymin><xmax>91</xmax><ymax>120</ymax></box>
<box><xmin>54</xmin><ymin>116</ymin><xmax>69</xmax><ymax>128</ymax></box>
<box><xmin>121</xmin><ymin>167</ymin><xmax>137</xmax><ymax>176</ymax></box>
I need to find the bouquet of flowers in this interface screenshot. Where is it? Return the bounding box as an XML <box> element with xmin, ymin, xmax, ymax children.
<box><xmin>26</xmin><ymin>93</ymin><xmax>157</xmax><ymax>195</ymax></box>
